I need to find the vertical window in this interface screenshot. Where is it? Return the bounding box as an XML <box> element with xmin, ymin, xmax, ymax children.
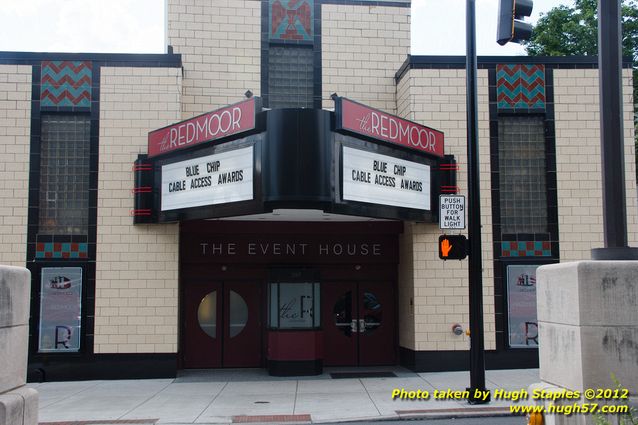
<box><xmin>268</xmin><ymin>282</ymin><xmax>320</xmax><ymax>329</ymax></box>
<box><xmin>498</xmin><ymin>115</ymin><xmax>547</xmax><ymax>234</ymax></box>
<box><xmin>39</xmin><ymin>114</ymin><xmax>90</xmax><ymax>235</ymax></box>
<box><xmin>268</xmin><ymin>46</ymin><xmax>314</xmax><ymax>109</ymax></box>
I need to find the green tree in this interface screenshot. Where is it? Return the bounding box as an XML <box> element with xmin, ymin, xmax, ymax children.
<box><xmin>525</xmin><ymin>0</ymin><xmax>638</xmax><ymax>62</ymax></box>
<box><xmin>524</xmin><ymin>0</ymin><xmax>638</xmax><ymax>179</ymax></box>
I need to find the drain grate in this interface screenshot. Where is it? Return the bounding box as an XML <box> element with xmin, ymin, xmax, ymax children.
<box><xmin>330</xmin><ymin>371</ymin><xmax>396</xmax><ymax>379</ymax></box>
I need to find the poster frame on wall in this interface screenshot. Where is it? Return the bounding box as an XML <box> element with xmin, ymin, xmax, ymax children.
<box><xmin>38</xmin><ymin>266</ymin><xmax>83</xmax><ymax>353</ymax></box>
<box><xmin>504</xmin><ymin>262</ymin><xmax>549</xmax><ymax>349</ymax></box>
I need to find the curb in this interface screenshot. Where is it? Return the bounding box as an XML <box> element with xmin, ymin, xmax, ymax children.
<box><xmin>310</xmin><ymin>407</ymin><xmax>516</xmax><ymax>423</ymax></box>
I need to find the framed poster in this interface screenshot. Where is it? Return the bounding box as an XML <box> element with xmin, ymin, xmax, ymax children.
<box><xmin>507</xmin><ymin>264</ymin><xmax>539</xmax><ymax>348</ymax></box>
<box><xmin>38</xmin><ymin>267</ymin><xmax>82</xmax><ymax>352</ymax></box>
<box><xmin>269</xmin><ymin>282</ymin><xmax>320</xmax><ymax>329</ymax></box>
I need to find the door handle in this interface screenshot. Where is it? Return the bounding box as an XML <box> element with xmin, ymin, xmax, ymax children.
<box><xmin>351</xmin><ymin>319</ymin><xmax>358</xmax><ymax>333</ymax></box>
<box><xmin>359</xmin><ymin>319</ymin><xmax>365</xmax><ymax>332</ymax></box>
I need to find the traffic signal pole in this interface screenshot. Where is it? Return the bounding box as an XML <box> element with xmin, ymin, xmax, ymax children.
<box><xmin>591</xmin><ymin>0</ymin><xmax>638</xmax><ymax>260</ymax></box>
<box><xmin>465</xmin><ymin>0</ymin><xmax>489</xmax><ymax>404</ymax></box>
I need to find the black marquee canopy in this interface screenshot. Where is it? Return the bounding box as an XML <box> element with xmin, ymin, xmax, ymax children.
<box><xmin>133</xmin><ymin>98</ymin><xmax>456</xmax><ymax>224</ymax></box>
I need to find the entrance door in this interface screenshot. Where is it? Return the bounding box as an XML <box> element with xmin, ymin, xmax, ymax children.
<box><xmin>322</xmin><ymin>281</ymin><xmax>395</xmax><ymax>366</ymax></box>
<box><xmin>183</xmin><ymin>282</ymin><xmax>262</xmax><ymax>368</ymax></box>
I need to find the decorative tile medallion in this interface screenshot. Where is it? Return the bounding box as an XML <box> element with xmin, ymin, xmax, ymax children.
<box><xmin>270</xmin><ymin>0</ymin><xmax>314</xmax><ymax>41</ymax></box>
<box><xmin>41</xmin><ymin>61</ymin><xmax>92</xmax><ymax>108</ymax></box>
<box><xmin>496</xmin><ymin>64</ymin><xmax>545</xmax><ymax>110</ymax></box>
<box><xmin>501</xmin><ymin>241</ymin><xmax>551</xmax><ymax>257</ymax></box>
<box><xmin>36</xmin><ymin>242</ymin><xmax>88</xmax><ymax>259</ymax></box>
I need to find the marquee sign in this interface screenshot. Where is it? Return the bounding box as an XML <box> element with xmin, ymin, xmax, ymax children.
<box><xmin>342</xmin><ymin>146</ymin><xmax>431</xmax><ymax>211</ymax></box>
<box><xmin>136</xmin><ymin>107</ymin><xmax>447</xmax><ymax>223</ymax></box>
<box><xmin>161</xmin><ymin>146</ymin><xmax>254</xmax><ymax>211</ymax></box>
<box><xmin>148</xmin><ymin>97</ymin><xmax>258</xmax><ymax>158</ymax></box>
<box><xmin>336</xmin><ymin>97</ymin><xmax>445</xmax><ymax>158</ymax></box>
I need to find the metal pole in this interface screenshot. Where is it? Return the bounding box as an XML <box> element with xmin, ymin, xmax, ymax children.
<box><xmin>591</xmin><ymin>0</ymin><xmax>638</xmax><ymax>260</ymax></box>
<box><xmin>466</xmin><ymin>0</ymin><xmax>489</xmax><ymax>403</ymax></box>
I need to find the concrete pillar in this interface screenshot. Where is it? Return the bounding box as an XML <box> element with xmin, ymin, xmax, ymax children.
<box><xmin>0</xmin><ymin>265</ymin><xmax>38</xmax><ymax>425</ymax></box>
<box><xmin>530</xmin><ymin>261</ymin><xmax>638</xmax><ymax>425</ymax></box>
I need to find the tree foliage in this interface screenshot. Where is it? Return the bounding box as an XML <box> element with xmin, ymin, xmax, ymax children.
<box><xmin>525</xmin><ymin>0</ymin><xmax>638</xmax><ymax>181</ymax></box>
<box><xmin>524</xmin><ymin>0</ymin><xmax>638</xmax><ymax>62</ymax></box>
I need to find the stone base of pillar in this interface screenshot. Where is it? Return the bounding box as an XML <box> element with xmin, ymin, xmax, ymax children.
<box><xmin>0</xmin><ymin>387</ymin><xmax>39</xmax><ymax>425</ymax></box>
<box><xmin>0</xmin><ymin>265</ymin><xmax>38</xmax><ymax>425</ymax></box>
<box><xmin>527</xmin><ymin>261</ymin><xmax>638</xmax><ymax>425</ymax></box>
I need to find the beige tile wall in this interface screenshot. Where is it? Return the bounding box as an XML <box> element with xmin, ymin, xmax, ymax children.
<box><xmin>396</xmin><ymin>68</ymin><xmax>495</xmax><ymax>351</ymax></box>
<box><xmin>0</xmin><ymin>65</ymin><xmax>31</xmax><ymax>267</ymax></box>
<box><xmin>321</xmin><ymin>3</ymin><xmax>410</xmax><ymax>113</ymax></box>
<box><xmin>95</xmin><ymin>67</ymin><xmax>182</xmax><ymax>354</ymax></box>
<box><xmin>554</xmin><ymin>68</ymin><xmax>638</xmax><ymax>260</ymax></box>
<box><xmin>396</xmin><ymin>72</ymin><xmax>415</xmax><ymax>349</ymax></box>
<box><xmin>167</xmin><ymin>0</ymin><xmax>261</xmax><ymax>118</ymax></box>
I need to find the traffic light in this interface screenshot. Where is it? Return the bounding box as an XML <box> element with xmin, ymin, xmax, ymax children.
<box><xmin>438</xmin><ymin>235</ymin><xmax>468</xmax><ymax>260</ymax></box>
<box><xmin>497</xmin><ymin>0</ymin><xmax>533</xmax><ymax>46</ymax></box>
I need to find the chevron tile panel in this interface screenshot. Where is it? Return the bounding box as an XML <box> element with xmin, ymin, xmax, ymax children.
<box><xmin>496</xmin><ymin>64</ymin><xmax>545</xmax><ymax>110</ymax></box>
<box><xmin>270</xmin><ymin>0</ymin><xmax>314</xmax><ymax>41</ymax></box>
<box><xmin>41</xmin><ymin>61</ymin><xmax>92</xmax><ymax>108</ymax></box>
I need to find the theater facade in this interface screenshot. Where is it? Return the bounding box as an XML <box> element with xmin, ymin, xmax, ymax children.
<box><xmin>1</xmin><ymin>0</ymin><xmax>637</xmax><ymax>380</ymax></box>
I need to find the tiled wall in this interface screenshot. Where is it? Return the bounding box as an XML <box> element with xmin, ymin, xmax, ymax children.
<box><xmin>167</xmin><ymin>0</ymin><xmax>261</xmax><ymax>118</ymax></box>
<box><xmin>396</xmin><ymin>68</ymin><xmax>495</xmax><ymax>351</ymax></box>
<box><xmin>321</xmin><ymin>3</ymin><xmax>410</xmax><ymax>113</ymax></box>
<box><xmin>554</xmin><ymin>68</ymin><xmax>638</xmax><ymax>261</ymax></box>
<box><xmin>0</xmin><ymin>65</ymin><xmax>31</xmax><ymax>266</ymax></box>
<box><xmin>95</xmin><ymin>67</ymin><xmax>182</xmax><ymax>354</ymax></box>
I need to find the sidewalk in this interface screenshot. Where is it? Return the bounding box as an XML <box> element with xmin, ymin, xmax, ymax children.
<box><xmin>30</xmin><ymin>367</ymin><xmax>538</xmax><ymax>424</ymax></box>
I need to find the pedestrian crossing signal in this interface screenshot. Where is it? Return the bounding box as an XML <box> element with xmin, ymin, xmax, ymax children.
<box><xmin>438</xmin><ymin>235</ymin><xmax>468</xmax><ymax>260</ymax></box>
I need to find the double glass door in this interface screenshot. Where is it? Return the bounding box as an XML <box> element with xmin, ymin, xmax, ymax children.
<box><xmin>183</xmin><ymin>279</ymin><xmax>395</xmax><ymax>368</ymax></box>
<box><xmin>183</xmin><ymin>282</ymin><xmax>261</xmax><ymax>368</ymax></box>
<box><xmin>322</xmin><ymin>281</ymin><xmax>395</xmax><ymax>366</ymax></box>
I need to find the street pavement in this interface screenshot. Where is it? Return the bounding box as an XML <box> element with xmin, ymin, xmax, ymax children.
<box><xmin>30</xmin><ymin>367</ymin><xmax>538</xmax><ymax>424</ymax></box>
<box><xmin>322</xmin><ymin>417</ymin><xmax>525</xmax><ymax>425</ymax></box>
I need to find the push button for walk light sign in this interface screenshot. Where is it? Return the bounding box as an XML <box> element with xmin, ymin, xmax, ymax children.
<box><xmin>438</xmin><ymin>235</ymin><xmax>467</xmax><ymax>260</ymax></box>
<box><xmin>439</xmin><ymin>195</ymin><xmax>465</xmax><ymax>230</ymax></box>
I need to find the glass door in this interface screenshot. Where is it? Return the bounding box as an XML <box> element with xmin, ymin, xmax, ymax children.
<box><xmin>222</xmin><ymin>282</ymin><xmax>262</xmax><ymax>367</ymax></box>
<box><xmin>183</xmin><ymin>282</ymin><xmax>262</xmax><ymax>368</ymax></box>
<box><xmin>322</xmin><ymin>281</ymin><xmax>395</xmax><ymax>366</ymax></box>
<box><xmin>184</xmin><ymin>283</ymin><xmax>222</xmax><ymax>368</ymax></box>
